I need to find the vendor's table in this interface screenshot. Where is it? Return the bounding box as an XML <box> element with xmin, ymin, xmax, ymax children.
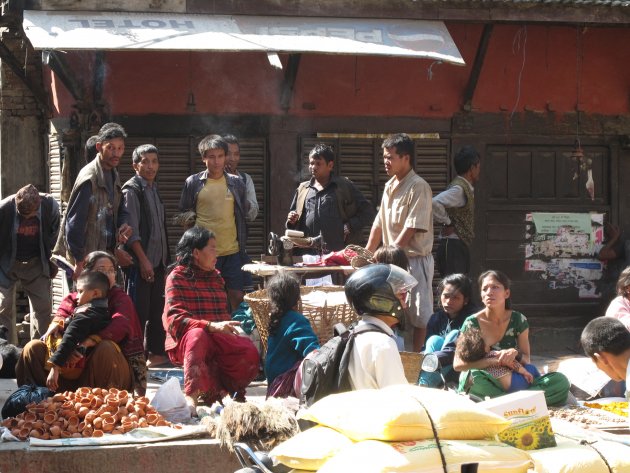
<box><xmin>242</xmin><ymin>261</ymin><xmax>356</xmax><ymax>286</ymax></box>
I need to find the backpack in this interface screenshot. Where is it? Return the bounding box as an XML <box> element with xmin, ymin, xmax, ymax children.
<box><xmin>299</xmin><ymin>323</ymin><xmax>385</xmax><ymax>407</ymax></box>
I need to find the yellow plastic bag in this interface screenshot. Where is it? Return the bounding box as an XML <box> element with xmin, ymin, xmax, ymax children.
<box><xmin>529</xmin><ymin>436</ymin><xmax>630</xmax><ymax>473</ymax></box>
<box><xmin>317</xmin><ymin>439</ymin><xmax>533</xmax><ymax>473</ymax></box>
<box><xmin>270</xmin><ymin>426</ymin><xmax>353</xmax><ymax>471</ymax></box>
<box><xmin>298</xmin><ymin>385</ymin><xmax>510</xmax><ymax>441</ymax></box>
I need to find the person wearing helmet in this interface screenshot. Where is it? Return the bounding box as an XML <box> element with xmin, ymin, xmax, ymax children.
<box><xmin>344</xmin><ymin>263</ymin><xmax>418</xmax><ymax>390</ymax></box>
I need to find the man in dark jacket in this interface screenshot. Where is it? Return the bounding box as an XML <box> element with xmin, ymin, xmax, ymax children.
<box><xmin>286</xmin><ymin>144</ymin><xmax>375</xmax><ymax>253</ymax></box>
<box><xmin>120</xmin><ymin>144</ymin><xmax>170</xmax><ymax>367</ymax></box>
<box><xmin>0</xmin><ymin>184</ymin><xmax>60</xmax><ymax>343</ymax></box>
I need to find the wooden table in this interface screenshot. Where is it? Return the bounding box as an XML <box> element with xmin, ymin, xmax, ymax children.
<box><xmin>242</xmin><ymin>261</ymin><xmax>356</xmax><ymax>286</ymax></box>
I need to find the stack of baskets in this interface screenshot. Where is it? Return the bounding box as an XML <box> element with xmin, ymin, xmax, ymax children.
<box><xmin>244</xmin><ymin>285</ymin><xmax>359</xmax><ymax>356</ymax></box>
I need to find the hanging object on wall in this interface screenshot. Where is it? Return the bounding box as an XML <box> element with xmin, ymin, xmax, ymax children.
<box><xmin>586</xmin><ymin>169</ymin><xmax>595</xmax><ymax>201</ymax></box>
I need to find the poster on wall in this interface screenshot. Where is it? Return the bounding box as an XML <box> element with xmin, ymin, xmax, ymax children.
<box><xmin>524</xmin><ymin>212</ymin><xmax>604</xmax><ymax>298</ymax></box>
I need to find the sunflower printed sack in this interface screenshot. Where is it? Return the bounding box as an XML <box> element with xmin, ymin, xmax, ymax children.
<box><xmin>479</xmin><ymin>390</ymin><xmax>557</xmax><ymax>451</ymax></box>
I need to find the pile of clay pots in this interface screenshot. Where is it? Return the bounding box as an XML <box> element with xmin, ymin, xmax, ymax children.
<box><xmin>1</xmin><ymin>387</ymin><xmax>179</xmax><ymax>441</ymax></box>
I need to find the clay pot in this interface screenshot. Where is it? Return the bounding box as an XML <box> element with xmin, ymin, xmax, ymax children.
<box><xmin>102</xmin><ymin>418</ymin><xmax>115</xmax><ymax>432</ymax></box>
<box><xmin>67</xmin><ymin>416</ymin><xmax>79</xmax><ymax>428</ymax></box>
<box><xmin>111</xmin><ymin>428</ymin><xmax>123</xmax><ymax>435</ymax></box>
<box><xmin>117</xmin><ymin>390</ymin><xmax>129</xmax><ymax>404</ymax></box>
<box><xmin>146</xmin><ymin>414</ymin><xmax>159</xmax><ymax>426</ymax></box>
<box><xmin>60</xmin><ymin>431</ymin><xmax>73</xmax><ymax>438</ymax></box>
<box><xmin>84</xmin><ymin>412</ymin><xmax>97</xmax><ymax>423</ymax></box>
<box><xmin>21</xmin><ymin>421</ymin><xmax>34</xmax><ymax>431</ymax></box>
<box><xmin>33</xmin><ymin>420</ymin><xmax>45</xmax><ymax>430</ymax></box>
<box><xmin>49</xmin><ymin>425</ymin><xmax>62</xmax><ymax>437</ymax></box>
<box><xmin>108</xmin><ymin>387</ymin><xmax>119</xmax><ymax>397</ymax></box>
<box><xmin>52</xmin><ymin>393</ymin><xmax>66</xmax><ymax>402</ymax></box>
<box><xmin>2</xmin><ymin>418</ymin><xmax>16</xmax><ymax>428</ymax></box>
<box><xmin>92</xmin><ymin>429</ymin><xmax>104</xmax><ymax>438</ymax></box>
<box><xmin>77</xmin><ymin>422</ymin><xmax>86</xmax><ymax>432</ymax></box>
<box><xmin>138</xmin><ymin>419</ymin><xmax>148</xmax><ymax>428</ymax></box>
<box><xmin>44</xmin><ymin>411</ymin><xmax>57</xmax><ymax>424</ymax></box>
<box><xmin>117</xmin><ymin>407</ymin><xmax>128</xmax><ymax>418</ymax></box>
<box><xmin>156</xmin><ymin>420</ymin><xmax>169</xmax><ymax>427</ymax></box>
<box><xmin>82</xmin><ymin>426</ymin><xmax>94</xmax><ymax>438</ymax></box>
<box><xmin>29</xmin><ymin>428</ymin><xmax>46</xmax><ymax>439</ymax></box>
<box><xmin>78</xmin><ymin>406</ymin><xmax>89</xmax><ymax>419</ymax></box>
<box><xmin>78</xmin><ymin>387</ymin><xmax>91</xmax><ymax>397</ymax></box>
<box><xmin>40</xmin><ymin>432</ymin><xmax>50</xmax><ymax>440</ymax></box>
<box><xmin>107</xmin><ymin>398</ymin><xmax>119</xmax><ymax>409</ymax></box>
<box><xmin>128</xmin><ymin>414</ymin><xmax>139</xmax><ymax>422</ymax></box>
<box><xmin>93</xmin><ymin>417</ymin><xmax>103</xmax><ymax>429</ymax></box>
<box><xmin>61</xmin><ymin>400</ymin><xmax>74</xmax><ymax>410</ymax></box>
<box><xmin>121</xmin><ymin>422</ymin><xmax>134</xmax><ymax>433</ymax></box>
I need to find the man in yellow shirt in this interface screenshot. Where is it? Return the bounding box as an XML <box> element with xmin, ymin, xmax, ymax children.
<box><xmin>179</xmin><ymin>135</ymin><xmax>249</xmax><ymax>311</ymax></box>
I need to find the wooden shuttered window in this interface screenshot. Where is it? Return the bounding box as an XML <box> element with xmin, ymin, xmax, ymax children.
<box><xmin>482</xmin><ymin>144</ymin><xmax>611</xmax><ymax>317</ymax></box>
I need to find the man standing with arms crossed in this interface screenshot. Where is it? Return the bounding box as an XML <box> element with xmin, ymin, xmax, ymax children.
<box><xmin>366</xmin><ymin>133</ymin><xmax>434</xmax><ymax>352</ymax></box>
<box><xmin>120</xmin><ymin>144</ymin><xmax>170</xmax><ymax>367</ymax></box>
<box><xmin>179</xmin><ymin>134</ymin><xmax>249</xmax><ymax>311</ymax></box>
<box><xmin>432</xmin><ymin>145</ymin><xmax>481</xmax><ymax>276</ymax></box>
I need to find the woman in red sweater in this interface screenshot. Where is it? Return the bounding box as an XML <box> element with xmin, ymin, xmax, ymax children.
<box><xmin>163</xmin><ymin>226</ymin><xmax>259</xmax><ymax>408</ymax></box>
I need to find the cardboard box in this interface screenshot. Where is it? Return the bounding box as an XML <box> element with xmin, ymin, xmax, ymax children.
<box><xmin>479</xmin><ymin>390</ymin><xmax>557</xmax><ymax>450</ymax></box>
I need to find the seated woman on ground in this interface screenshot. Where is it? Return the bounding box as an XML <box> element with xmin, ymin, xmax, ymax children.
<box><xmin>16</xmin><ymin>251</ymin><xmax>146</xmax><ymax>395</ymax></box>
<box><xmin>265</xmin><ymin>271</ymin><xmax>319</xmax><ymax>398</ymax></box>
<box><xmin>605</xmin><ymin>266</ymin><xmax>630</xmax><ymax>330</ymax></box>
<box><xmin>453</xmin><ymin>270</ymin><xmax>569</xmax><ymax>405</ymax></box>
<box><xmin>418</xmin><ymin>273</ymin><xmax>476</xmax><ymax>387</ymax></box>
<box><xmin>162</xmin><ymin>226</ymin><xmax>259</xmax><ymax>409</ymax></box>
<box><xmin>455</xmin><ymin>327</ymin><xmax>534</xmax><ymax>392</ymax></box>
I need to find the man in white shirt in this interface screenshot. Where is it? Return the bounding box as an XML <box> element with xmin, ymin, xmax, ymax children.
<box><xmin>344</xmin><ymin>264</ymin><xmax>417</xmax><ymax>390</ymax></box>
<box><xmin>432</xmin><ymin>146</ymin><xmax>481</xmax><ymax>276</ymax></box>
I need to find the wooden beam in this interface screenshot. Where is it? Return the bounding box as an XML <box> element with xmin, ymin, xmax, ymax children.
<box><xmin>462</xmin><ymin>23</ymin><xmax>493</xmax><ymax>112</ymax></box>
<box><xmin>280</xmin><ymin>53</ymin><xmax>301</xmax><ymax>112</ymax></box>
<box><xmin>0</xmin><ymin>39</ymin><xmax>50</xmax><ymax>113</ymax></box>
<box><xmin>47</xmin><ymin>50</ymin><xmax>85</xmax><ymax>101</ymax></box>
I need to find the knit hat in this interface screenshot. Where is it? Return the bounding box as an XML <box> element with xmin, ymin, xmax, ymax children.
<box><xmin>15</xmin><ymin>184</ymin><xmax>41</xmax><ymax>215</ymax></box>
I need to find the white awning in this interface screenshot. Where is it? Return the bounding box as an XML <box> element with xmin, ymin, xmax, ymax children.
<box><xmin>23</xmin><ymin>10</ymin><xmax>465</xmax><ymax>65</ymax></box>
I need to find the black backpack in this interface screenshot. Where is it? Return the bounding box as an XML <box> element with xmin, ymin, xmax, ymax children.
<box><xmin>299</xmin><ymin>323</ymin><xmax>385</xmax><ymax>407</ymax></box>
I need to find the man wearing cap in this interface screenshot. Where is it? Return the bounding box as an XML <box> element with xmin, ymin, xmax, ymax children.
<box><xmin>0</xmin><ymin>184</ymin><xmax>60</xmax><ymax>343</ymax></box>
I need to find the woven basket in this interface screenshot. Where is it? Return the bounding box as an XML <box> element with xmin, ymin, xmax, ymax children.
<box><xmin>399</xmin><ymin>351</ymin><xmax>424</xmax><ymax>384</ymax></box>
<box><xmin>244</xmin><ymin>285</ymin><xmax>359</xmax><ymax>356</ymax></box>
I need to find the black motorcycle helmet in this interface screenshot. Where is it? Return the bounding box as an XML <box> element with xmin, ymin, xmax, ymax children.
<box><xmin>344</xmin><ymin>263</ymin><xmax>418</xmax><ymax>328</ymax></box>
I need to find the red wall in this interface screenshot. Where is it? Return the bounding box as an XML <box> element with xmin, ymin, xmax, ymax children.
<box><xmin>47</xmin><ymin>24</ymin><xmax>630</xmax><ymax>119</ymax></box>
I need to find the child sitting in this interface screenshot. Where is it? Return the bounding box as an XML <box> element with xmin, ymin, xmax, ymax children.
<box><xmin>46</xmin><ymin>271</ymin><xmax>111</xmax><ymax>391</ymax></box>
<box><xmin>265</xmin><ymin>271</ymin><xmax>320</xmax><ymax>398</ymax></box>
<box><xmin>455</xmin><ymin>327</ymin><xmax>534</xmax><ymax>392</ymax></box>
